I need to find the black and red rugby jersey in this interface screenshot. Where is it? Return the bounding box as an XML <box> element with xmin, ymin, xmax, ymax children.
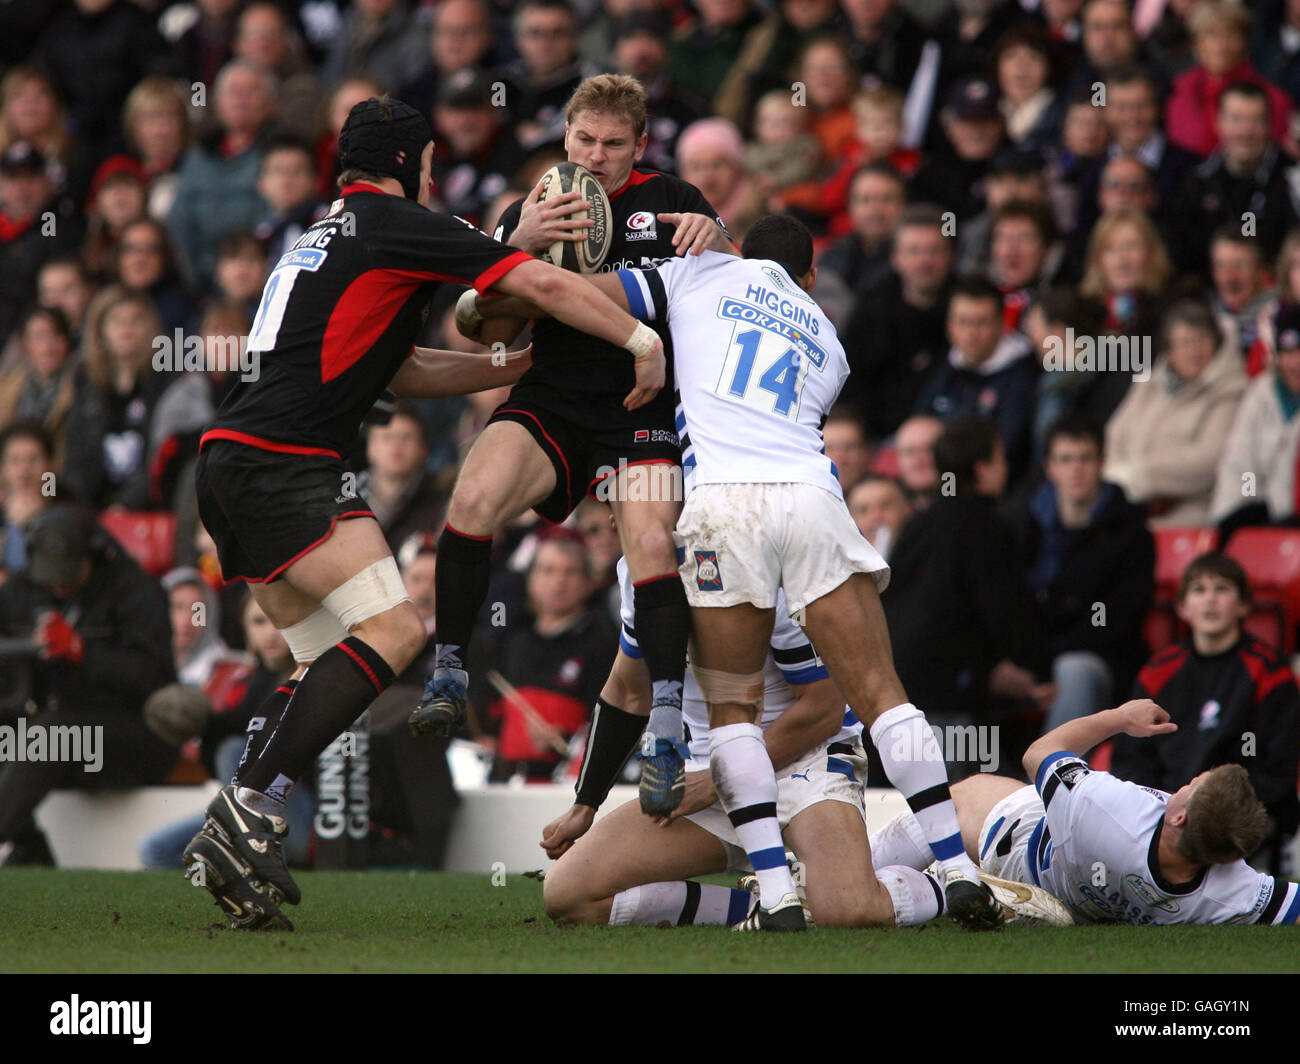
<box><xmin>203</xmin><ymin>184</ymin><xmax>531</xmax><ymax>457</ymax></box>
<box><xmin>492</xmin><ymin>167</ymin><xmax>726</xmax><ymax>429</ymax></box>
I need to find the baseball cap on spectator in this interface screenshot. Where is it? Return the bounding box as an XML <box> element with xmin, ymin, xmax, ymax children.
<box><xmin>1275</xmin><ymin>306</ymin><xmax>1300</xmax><ymax>353</ymax></box>
<box><xmin>944</xmin><ymin>77</ymin><xmax>1000</xmax><ymax>122</ymax></box>
<box><xmin>0</xmin><ymin>141</ymin><xmax>48</xmax><ymax>177</ymax></box>
<box><xmin>612</xmin><ymin>10</ymin><xmax>671</xmax><ymax>41</ymax></box>
<box><xmin>87</xmin><ymin>154</ymin><xmax>150</xmax><ymax>212</ymax></box>
<box><xmin>989</xmin><ymin>146</ymin><xmax>1045</xmax><ymax>176</ymax></box>
<box><xmin>437</xmin><ymin>69</ymin><xmax>494</xmax><ymax>110</ymax></box>
<box><xmin>24</xmin><ymin>505</ymin><xmax>98</xmax><ymax>588</ymax></box>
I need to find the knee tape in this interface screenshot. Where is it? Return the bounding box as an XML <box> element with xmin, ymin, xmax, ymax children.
<box><xmin>321</xmin><ymin>557</ymin><xmax>411</xmax><ymax>631</ymax></box>
<box><xmin>281</xmin><ymin>608</ymin><xmax>349</xmax><ymax>665</ymax></box>
<box><xmin>689</xmin><ymin>664</ymin><xmax>766</xmax><ymax>709</ymax></box>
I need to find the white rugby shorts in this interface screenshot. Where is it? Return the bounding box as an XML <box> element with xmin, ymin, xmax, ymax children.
<box><xmin>675</xmin><ymin>482</ymin><xmax>889</xmax><ymax>615</ymax></box>
<box><xmin>977</xmin><ymin>785</ymin><xmax>1046</xmax><ymax>884</ymax></box>
<box><xmin>685</xmin><ymin>737</ymin><xmax>869</xmax><ymax>874</ymax></box>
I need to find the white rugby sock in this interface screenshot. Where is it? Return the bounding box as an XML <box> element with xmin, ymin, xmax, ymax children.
<box><xmin>877</xmin><ymin>866</ymin><xmax>945</xmax><ymax>926</ymax></box>
<box><xmin>869</xmin><ymin>810</ymin><xmax>933</xmax><ymax>871</ymax></box>
<box><xmin>709</xmin><ymin>722</ymin><xmax>795</xmax><ymax>909</ymax></box>
<box><xmin>869</xmin><ymin>703</ymin><xmax>979</xmax><ymax>880</ymax></box>
<box><xmin>608</xmin><ymin>881</ymin><xmax>752</xmax><ymax>926</ymax></box>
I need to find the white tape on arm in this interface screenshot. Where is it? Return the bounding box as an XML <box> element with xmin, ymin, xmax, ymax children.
<box><xmin>624</xmin><ymin>322</ymin><xmax>659</xmax><ymax>361</ymax></box>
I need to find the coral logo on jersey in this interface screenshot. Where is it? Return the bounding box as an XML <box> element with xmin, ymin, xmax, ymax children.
<box><xmin>694</xmin><ymin>550</ymin><xmax>723</xmax><ymax>591</ymax></box>
<box><xmin>634</xmin><ymin>430</ymin><xmax>649</xmax><ymax>442</ymax></box>
<box><xmin>626</xmin><ymin>210</ymin><xmax>657</xmax><ymax>241</ymax></box>
<box><xmin>719</xmin><ymin>298</ymin><xmax>826</xmax><ymax>368</ymax></box>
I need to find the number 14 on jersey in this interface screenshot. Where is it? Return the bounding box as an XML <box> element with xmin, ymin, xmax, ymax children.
<box><xmin>715</xmin><ymin>327</ymin><xmax>808</xmax><ymax>417</ymax></box>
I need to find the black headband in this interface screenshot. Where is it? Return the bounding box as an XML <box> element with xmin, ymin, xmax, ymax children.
<box><xmin>338</xmin><ymin>98</ymin><xmax>432</xmax><ymax>200</ymax></box>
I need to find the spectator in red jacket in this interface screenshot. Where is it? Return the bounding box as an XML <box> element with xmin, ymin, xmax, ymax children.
<box><xmin>469</xmin><ymin>529</ymin><xmax>617</xmax><ymax>782</ymax></box>
<box><xmin>1164</xmin><ymin>1</ymin><xmax>1291</xmax><ymax>158</ymax></box>
<box><xmin>1111</xmin><ymin>552</ymin><xmax>1300</xmax><ymax>874</ymax></box>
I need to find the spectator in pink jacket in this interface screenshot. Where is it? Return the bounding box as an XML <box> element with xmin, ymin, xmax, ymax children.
<box><xmin>1164</xmin><ymin>1</ymin><xmax>1291</xmax><ymax>158</ymax></box>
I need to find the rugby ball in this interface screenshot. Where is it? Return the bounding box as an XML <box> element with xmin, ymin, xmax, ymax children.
<box><xmin>537</xmin><ymin>161</ymin><xmax>612</xmax><ymax>273</ymax></box>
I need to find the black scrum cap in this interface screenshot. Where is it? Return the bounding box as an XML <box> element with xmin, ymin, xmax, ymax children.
<box><xmin>338</xmin><ymin>97</ymin><xmax>432</xmax><ymax>201</ymax></box>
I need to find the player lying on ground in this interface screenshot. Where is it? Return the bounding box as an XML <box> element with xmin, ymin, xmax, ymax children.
<box><xmin>869</xmin><ymin>698</ymin><xmax>1300</xmax><ymax>925</ymax></box>
<box><xmin>182</xmin><ymin>96</ymin><xmax>666</xmax><ymax>931</ymax></box>
<box><xmin>412</xmin><ymin>74</ymin><xmax>734</xmax><ymax>818</ymax></box>
<box><xmin>472</xmin><ymin>214</ymin><xmax>1003</xmax><ymax>931</ymax></box>
<box><xmin>539</xmin><ymin>558</ymin><xmax>1071</xmax><ymax>929</ymax></box>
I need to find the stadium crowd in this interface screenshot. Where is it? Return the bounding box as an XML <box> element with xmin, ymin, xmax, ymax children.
<box><xmin>1</xmin><ymin>0</ymin><xmax>1299</xmax><ymax>874</ymax></box>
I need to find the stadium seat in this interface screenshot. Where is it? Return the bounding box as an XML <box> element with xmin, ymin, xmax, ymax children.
<box><xmin>1241</xmin><ymin>606</ymin><xmax>1286</xmax><ymax>654</ymax></box>
<box><xmin>98</xmin><ymin>511</ymin><xmax>178</xmax><ymax>577</ymax></box>
<box><xmin>1152</xmin><ymin>527</ymin><xmax>1219</xmax><ymax>601</ymax></box>
<box><xmin>1225</xmin><ymin>529</ymin><xmax>1300</xmax><ymax>615</ymax></box>
<box><xmin>1142</xmin><ymin>604</ymin><xmax>1181</xmax><ymax>654</ymax></box>
<box><xmin>1089</xmin><ymin>740</ymin><xmax>1112</xmax><ymax>772</ymax></box>
<box><xmin>1225</xmin><ymin>529</ymin><xmax>1300</xmax><ymax>656</ymax></box>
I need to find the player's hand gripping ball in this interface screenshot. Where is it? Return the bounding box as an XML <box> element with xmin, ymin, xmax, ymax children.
<box><xmin>536</xmin><ymin>162</ymin><xmax>612</xmax><ymax>272</ymax></box>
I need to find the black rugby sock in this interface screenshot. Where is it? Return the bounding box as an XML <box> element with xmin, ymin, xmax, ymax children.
<box><xmin>238</xmin><ymin>637</ymin><xmax>394</xmax><ymax>802</ymax></box>
<box><xmin>232</xmin><ymin>678</ymin><xmax>297</xmax><ymax>781</ymax></box>
<box><xmin>433</xmin><ymin>524</ymin><xmax>493</xmax><ymax>673</ymax></box>
<box><xmin>633</xmin><ymin>573</ymin><xmax>690</xmax><ymax>742</ymax></box>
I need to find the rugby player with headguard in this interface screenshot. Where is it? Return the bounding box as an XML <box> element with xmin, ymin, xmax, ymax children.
<box><xmin>410</xmin><ymin>75</ymin><xmax>733</xmax><ymax>817</ymax></box>
<box><xmin>182</xmin><ymin>96</ymin><xmax>665</xmax><ymax>930</ymax></box>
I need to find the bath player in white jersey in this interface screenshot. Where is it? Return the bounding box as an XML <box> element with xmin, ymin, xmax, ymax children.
<box><xmin>465</xmin><ymin>214</ymin><xmax>1002</xmax><ymax>931</ymax></box>
<box><xmin>869</xmin><ymin>698</ymin><xmax>1300</xmax><ymax>926</ymax></box>
<box><xmin>539</xmin><ymin>559</ymin><xmax>1070</xmax><ymax>929</ymax></box>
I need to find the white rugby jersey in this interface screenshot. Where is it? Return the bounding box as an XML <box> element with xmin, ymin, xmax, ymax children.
<box><xmin>615</xmin><ymin>559</ymin><xmax>859</xmax><ymax>761</ymax></box>
<box><xmin>616</xmin><ymin>252</ymin><xmax>848</xmax><ymax>499</ymax></box>
<box><xmin>1021</xmin><ymin>751</ymin><xmax>1300</xmax><ymax>925</ymax></box>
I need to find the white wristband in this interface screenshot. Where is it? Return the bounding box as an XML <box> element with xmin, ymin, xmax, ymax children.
<box><xmin>455</xmin><ymin>288</ymin><xmax>483</xmax><ymax>333</ymax></box>
<box><xmin>625</xmin><ymin>322</ymin><xmax>659</xmax><ymax>361</ymax></box>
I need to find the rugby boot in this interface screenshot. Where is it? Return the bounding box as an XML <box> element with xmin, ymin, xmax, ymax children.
<box><xmin>979</xmin><ymin>872</ymin><xmax>1074</xmax><ymax>927</ymax></box>
<box><xmin>409</xmin><ymin>672</ymin><xmax>467</xmax><ymax>738</ymax></box>
<box><xmin>733</xmin><ymin>890</ymin><xmax>809</xmax><ymax>931</ymax></box>
<box><xmin>637</xmin><ymin>735</ymin><xmax>689</xmax><ymax>816</ymax></box>
<box><xmin>942</xmin><ymin>867</ymin><xmax>1004</xmax><ymax>931</ymax></box>
<box><xmin>205</xmin><ymin>784</ymin><xmax>301</xmax><ymax>905</ymax></box>
<box><xmin>183</xmin><ymin>818</ymin><xmax>292</xmax><ymax>931</ymax></box>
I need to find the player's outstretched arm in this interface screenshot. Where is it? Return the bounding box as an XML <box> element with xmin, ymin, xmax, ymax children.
<box><xmin>540</xmin><ymin>650</ymin><xmax>651</xmax><ymax>859</ymax></box>
<box><xmin>464</xmin><ymin>270</ymin><xmax>633</xmax><ymax>327</ymax></box>
<box><xmin>491</xmin><ymin>260</ymin><xmax>663</xmax><ymax>409</ymax></box>
<box><xmin>760</xmin><ymin>677</ymin><xmax>845</xmax><ymax>774</ymax></box>
<box><xmin>388</xmin><ymin>344</ymin><xmax>532</xmax><ymax>398</ymax></box>
<box><xmin>1022</xmin><ymin>698</ymin><xmax>1177</xmax><ymax>782</ymax></box>
<box><xmin>664</xmin><ymin>677</ymin><xmax>843</xmax><ymax>823</ymax></box>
